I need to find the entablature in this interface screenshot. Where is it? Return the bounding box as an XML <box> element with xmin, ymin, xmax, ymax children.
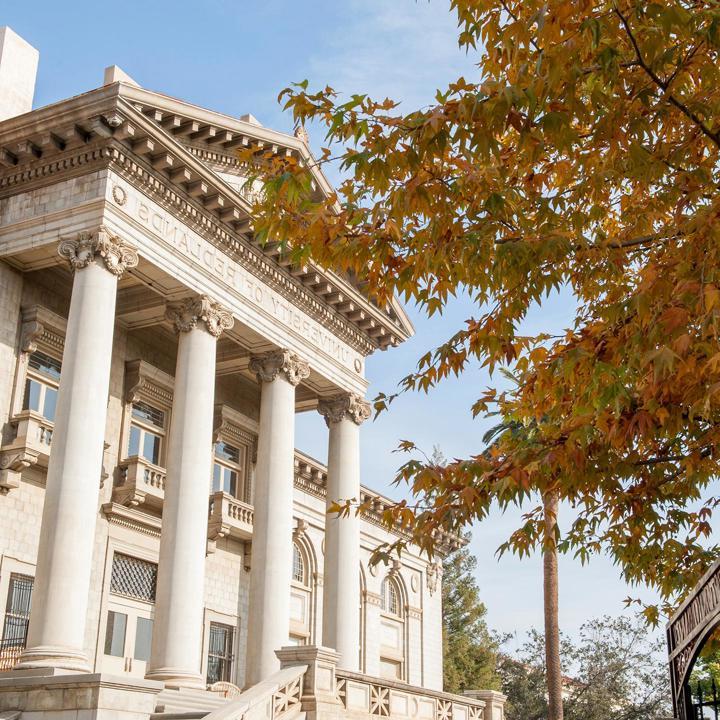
<box><xmin>0</xmin><ymin>83</ymin><xmax>412</xmax><ymax>355</ymax></box>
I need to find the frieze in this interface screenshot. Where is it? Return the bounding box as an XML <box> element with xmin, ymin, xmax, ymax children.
<box><xmin>107</xmin><ymin>147</ymin><xmax>376</xmax><ymax>359</ymax></box>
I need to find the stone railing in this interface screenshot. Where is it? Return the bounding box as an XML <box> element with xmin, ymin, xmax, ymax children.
<box><xmin>113</xmin><ymin>456</ymin><xmax>167</xmax><ymax>509</ymax></box>
<box><xmin>274</xmin><ymin>646</ymin><xmax>506</xmax><ymax>720</ymax></box>
<box><xmin>203</xmin><ymin>663</ymin><xmax>307</xmax><ymax>720</ymax></box>
<box><xmin>0</xmin><ymin>410</ymin><xmax>54</xmax><ymax>490</ymax></box>
<box><xmin>208</xmin><ymin>491</ymin><xmax>254</xmax><ymax>541</ymax></box>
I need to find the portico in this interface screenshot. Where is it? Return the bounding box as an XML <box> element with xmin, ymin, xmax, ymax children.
<box><xmin>0</xmin><ymin>31</ymin><xmax>506</xmax><ymax>720</ymax></box>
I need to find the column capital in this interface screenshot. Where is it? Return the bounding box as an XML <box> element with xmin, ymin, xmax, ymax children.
<box><xmin>166</xmin><ymin>295</ymin><xmax>234</xmax><ymax>338</ymax></box>
<box><xmin>58</xmin><ymin>227</ymin><xmax>138</xmax><ymax>277</ymax></box>
<box><xmin>249</xmin><ymin>349</ymin><xmax>310</xmax><ymax>386</ymax></box>
<box><xmin>318</xmin><ymin>392</ymin><xmax>371</xmax><ymax>426</ymax></box>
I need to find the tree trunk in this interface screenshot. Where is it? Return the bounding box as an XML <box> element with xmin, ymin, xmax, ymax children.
<box><xmin>543</xmin><ymin>490</ymin><xmax>564</xmax><ymax>720</ymax></box>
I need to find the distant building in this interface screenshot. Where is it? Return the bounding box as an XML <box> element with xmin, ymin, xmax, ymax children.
<box><xmin>0</xmin><ymin>27</ymin><xmax>504</xmax><ymax>720</ymax></box>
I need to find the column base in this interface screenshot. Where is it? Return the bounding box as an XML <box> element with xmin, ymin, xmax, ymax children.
<box><xmin>14</xmin><ymin>645</ymin><xmax>91</xmax><ymax>673</ymax></box>
<box><xmin>144</xmin><ymin>666</ymin><xmax>206</xmax><ymax>690</ymax></box>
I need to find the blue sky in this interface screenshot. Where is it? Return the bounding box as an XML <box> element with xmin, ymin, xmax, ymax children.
<box><xmin>4</xmin><ymin>0</ymin><xmax>660</xmax><ymax>642</ymax></box>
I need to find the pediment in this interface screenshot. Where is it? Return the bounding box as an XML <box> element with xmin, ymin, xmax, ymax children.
<box><xmin>0</xmin><ymin>81</ymin><xmax>414</xmax><ymax>349</ymax></box>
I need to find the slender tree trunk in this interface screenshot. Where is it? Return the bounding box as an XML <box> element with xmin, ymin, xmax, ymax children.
<box><xmin>543</xmin><ymin>490</ymin><xmax>564</xmax><ymax>720</ymax></box>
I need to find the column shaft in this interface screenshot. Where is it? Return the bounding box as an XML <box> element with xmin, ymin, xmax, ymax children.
<box><xmin>318</xmin><ymin>393</ymin><xmax>370</xmax><ymax>672</ymax></box>
<box><xmin>245</xmin><ymin>350</ymin><xmax>308</xmax><ymax>686</ymax></box>
<box><xmin>323</xmin><ymin>417</ymin><xmax>361</xmax><ymax>670</ymax></box>
<box><xmin>146</xmin><ymin>296</ymin><xmax>232</xmax><ymax>688</ymax></box>
<box><xmin>18</xmin><ymin>230</ymin><xmax>136</xmax><ymax>671</ymax></box>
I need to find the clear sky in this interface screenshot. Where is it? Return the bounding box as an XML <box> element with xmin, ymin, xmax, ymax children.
<box><xmin>4</xmin><ymin>0</ymin><xmax>661</xmax><ymax>643</ymax></box>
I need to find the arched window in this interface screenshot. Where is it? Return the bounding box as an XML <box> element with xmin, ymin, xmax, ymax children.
<box><xmin>379</xmin><ymin>575</ymin><xmax>406</xmax><ymax>681</ymax></box>
<box><xmin>289</xmin><ymin>536</ymin><xmax>315</xmax><ymax>645</ymax></box>
<box><xmin>292</xmin><ymin>542</ymin><xmax>307</xmax><ymax>586</ymax></box>
<box><xmin>381</xmin><ymin>577</ymin><xmax>400</xmax><ymax>616</ymax></box>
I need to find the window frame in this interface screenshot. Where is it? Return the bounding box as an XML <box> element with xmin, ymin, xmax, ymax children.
<box><xmin>202</xmin><ymin>609</ymin><xmax>239</xmax><ymax>687</ymax></box>
<box><xmin>122</xmin><ymin>360</ymin><xmax>174</xmax><ymax>470</ymax></box>
<box><xmin>212</xmin><ymin>440</ymin><xmax>244</xmax><ymax>499</ymax></box>
<box><xmin>379</xmin><ymin>574</ymin><xmax>407</xmax><ymax>682</ymax></box>
<box><xmin>212</xmin><ymin>404</ymin><xmax>257</xmax><ymax>504</ymax></box>
<box><xmin>126</xmin><ymin>401</ymin><xmax>166</xmax><ymax>466</ymax></box>
<box><xmin>206</xmin><ymin>621</ymin><xmax>236</xmax><ymax>685</ymax></box>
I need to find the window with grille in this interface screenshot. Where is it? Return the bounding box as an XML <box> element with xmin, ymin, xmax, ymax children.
<box><xmin>0</xmin><ymin>574</ymin><xmax>33</xmax><ymax>670</ymax></box>
<box><xmin>206</xmin><ymin>622</ymin><xmax>234</xmax><ymax>684</ymax></box>
<box><xmin>110</xmin><ymin>554</ymin><xmax>157</xmax><ymax>603</ymax></box>
<box><xmin>22</xmin><ymin>351</ymin><xmax>61</xmax><ymax>423</ymax></box>
<box><xmin>292</xmin><ymin>543</ymin><xmax>306</xmax><ymax>585</ymax></box>
<box><xmin>127</xmin><ymin>402</ymin><xmax>165</xmax><ymax>465</ymax></box>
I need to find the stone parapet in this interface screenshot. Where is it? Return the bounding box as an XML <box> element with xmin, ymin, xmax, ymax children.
<box><xmin>0</xmin><ymin>669</ymin><xmax>163</xmax><ymax>720</ymax></box>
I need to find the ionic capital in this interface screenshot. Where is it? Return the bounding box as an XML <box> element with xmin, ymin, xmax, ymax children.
<box><xmin>58</xmin><ymin>227</ymin><xmax>138</xmax><ymax>277</ymax></box>
<box><xmin>166</xmin><ymin>295</ymin><xmax>234</xmax><ymax>338</ymax></box>
<box><xmin>249</xmin><ymin>349</ymin><xmax>310</xmax><ymax>387</ymax></box>
<box><xmin>317</xmin><ymin>392</ymin><xmax>371</xmax><ymax>426</ymax></box>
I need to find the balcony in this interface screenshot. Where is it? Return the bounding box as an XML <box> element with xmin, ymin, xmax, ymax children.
<box><xmin>113</xmin><ymin>456</ymin><xmax>167</xmax><ymax>509</ymax></box>
<box><xmin>0</xmin><ymin>410</ymin><xmax>53</xmax><ymax>490</ymax></box>
<box><xmin>208</xmin><ymin>491</ymin><xmax>254</xmax><ymax>541</ymax></box>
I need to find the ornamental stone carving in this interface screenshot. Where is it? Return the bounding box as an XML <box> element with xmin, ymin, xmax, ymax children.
<box><xmin>249</xmin><ymin>349</ymin><xmax>310</xmax><ymax>387</ymax></box>
<box><xmin>317</xmin><ymin>392</ymin><xmax>371</xmax><ymax>426</ymax></box>
<box><xmin>58</xmin><ymin>228</ymin><xmax>138</xmax><ymax>277</ymax></box>
<box><xmin>166</xmin><ymin>295</ymin><xmax>234</xmax><ymax>338</ymax></box>
<box><xmin>426</xmin><ymin>561</ymin><xmax>442</xmax><ymax>595</ymax></box>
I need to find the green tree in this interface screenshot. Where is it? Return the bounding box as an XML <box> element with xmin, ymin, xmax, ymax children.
<box><xmin>500</xmin><ymin>616</ymin><xmax>671</xmax><ymax>720</ymax></box>
<box><xmin>442</xmin><ymin>532</ymin><xmax>500</xmax><ymax>693</ymax></box>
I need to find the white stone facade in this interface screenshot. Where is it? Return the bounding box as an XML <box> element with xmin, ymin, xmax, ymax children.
<box><xmin>0</xmin><ymin>30</ymin><xmax>504</xmax><ymax>720</ymax></box>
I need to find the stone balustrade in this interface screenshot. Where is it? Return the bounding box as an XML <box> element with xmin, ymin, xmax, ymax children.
<box><xmin>113</xmin><ymin>456</ymin><xmax>167</xmax><ymax>509</ymax></box>
<box><xmin>203</xmin><ymin>663</ymin><xmax>307</xmax><ymax>720</ymax></box>
<box><xmin>271</xmin><ymin>646</ymin><xmax>505</xmax><ymax>720</ymax></box>
<box><xmin>208</xmin><ymin>490</ymin><xmax>255</xmax><ymax>541</ymax></box>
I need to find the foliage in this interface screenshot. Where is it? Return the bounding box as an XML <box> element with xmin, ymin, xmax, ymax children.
<box><xmin>242</xmin><ymin>0</ymin><xmax>720</xmax><ymax>619</ymax></box>
<box><xmin>500</xmin><ymin>616</ymin><xmax>671</xmax><ymax>720</ymax></box>
<box><xmin>442</xmin><ymin>531</ymin><xmax>501</xmax><ymax>693</ymax></box>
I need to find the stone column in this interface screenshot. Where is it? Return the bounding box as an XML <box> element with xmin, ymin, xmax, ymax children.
<box><xmin>318</xmin><ymin>393</ymin><xmax>370</xmax><ymax>671</ymax></box>
<box><xmin>245</xmin><ymin>350</ymin><xmax>309</xmax><ymax>686</ymax></box>
<box><xmin>17</xmin><ymin>229</ymin><xmax>138</xmax><ymax>671</ymax></box>
<box><xmin>145</xmin><ymin>296</ymin><xmax>233</xmax><ymax>689</ymax></box>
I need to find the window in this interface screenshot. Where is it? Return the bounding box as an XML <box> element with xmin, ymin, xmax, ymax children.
<box><xmin>207</xmin><ymin>622</ymin><xmax>234</xmax><ymax>684</ymax></box>
<box><xmin>212</xmin><ymin>441</ymin><xmax>242</xmax><ymax>497</ymax></box>
<box><xmin>110</xmin><ymin>554</ymin><xmax>158</xmax><ymax>603</ymax></box>
<box><xmin>0</xmin><ymin>574</ymin><xmax>33</xmax><ymax>670</ymax></box>
<box><xmin>381</xmin><ymin>578</ymin><xmax>400</xmax><ymax>616</ymax></box>
<box><xmin>292</xmin><ymin>543</ymin><xmax>306</xmax><ymax>585</ymax></box>
<box><xmin>379</xmin><ymin>575</ymin><xmax>405</xmax><ymax>681</ymax></box>
<box><xmin>104</xmin><ymin>610</ymin><xmax>127</xmax><ymax>657</ymax></box>
<box><xmin>22</xmin><ymin>351</ymin><xmax>61</xmax><ymax>423</ymax></box>
<box><xmin>134</xmin><ymin>617</ymin><xmax>153</xmax><ymax>662</ymax></box>
<box><xmin>127</xmin><ymin>402</ymin><xmax>165</xmax><ymax>465</ymax></box>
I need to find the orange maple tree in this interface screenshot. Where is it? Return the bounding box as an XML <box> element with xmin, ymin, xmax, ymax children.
<box><xmin>241</xmin><ymin>0</ymin><xmax>720</xmax><ymax>623</ymax></box>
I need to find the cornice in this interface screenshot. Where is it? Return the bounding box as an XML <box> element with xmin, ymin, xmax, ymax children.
<box><xmin>0</xmin><ymin>88</ymin><xmax>411</xmax><ymax>350</ymax></box>
<box><xmin>106</xmin><ymin>142</ymin><xmax>378</xmax><ymax>356</ymax></box>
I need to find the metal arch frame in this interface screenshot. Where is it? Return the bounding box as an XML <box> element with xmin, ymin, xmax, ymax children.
<box><xmin>668</xmin><ymin>558</ymin><xmax>720</xmax><ymax>719</ymax></box>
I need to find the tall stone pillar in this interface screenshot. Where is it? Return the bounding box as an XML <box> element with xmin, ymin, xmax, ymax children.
<box><xmin>245</xmin><ymin>350</ymin><xmax>309</xmax><ymax>686</ymax></box>
<box><xmin>18</xmin><ymin>230</ymin><xmax>138</xmax><ymax>671</ymax></box>
<box><xmin>318</xmin><ymin>393</ymin><xmax>370</xmax><ymax>671</ymax></box>
<box><xmin>146</xmin><ymin>296</ymin><xmax>233</xmax><ymax>689</ymax></box>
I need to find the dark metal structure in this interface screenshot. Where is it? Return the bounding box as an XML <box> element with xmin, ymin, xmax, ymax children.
<box><xmin>668</xmin><ymin>559</ymin><xmax>720</xmax><ymax>719</ymax></box>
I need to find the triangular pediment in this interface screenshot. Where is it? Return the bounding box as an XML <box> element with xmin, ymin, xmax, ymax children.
<box><xmin>0</xmin><ymin>81</ymin><xmax>414</xmax><ymax>349</ymax></box>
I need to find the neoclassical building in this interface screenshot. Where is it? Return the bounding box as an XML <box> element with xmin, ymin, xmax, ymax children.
<box><xmin>0</xmin><ymin>27</ymin><xmax>504</xmax><ymax>720</ymax></box>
